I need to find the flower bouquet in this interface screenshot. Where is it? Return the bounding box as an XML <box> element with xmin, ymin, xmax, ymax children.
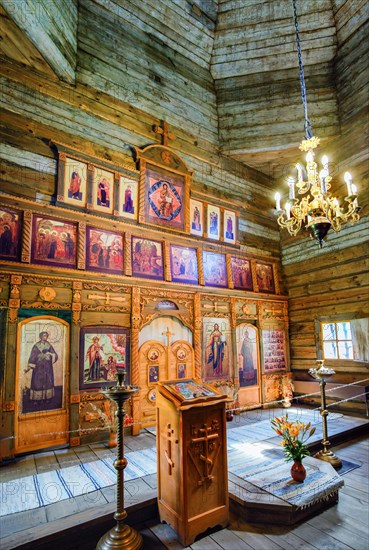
<box><xmin>271</xmin><ymin>414</ymin><xmax>316</xmax><ymax>462</ymax></box>
<box><xmin>271</xmin><ymin>414</ymin><xmax>316</xmax><ymax>481</ymax></box>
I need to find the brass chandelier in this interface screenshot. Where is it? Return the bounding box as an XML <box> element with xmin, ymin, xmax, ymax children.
<box><xmin>274</xmin><ymin>0</ymin><xmax>360</xmax><ymax>247</ymax></box>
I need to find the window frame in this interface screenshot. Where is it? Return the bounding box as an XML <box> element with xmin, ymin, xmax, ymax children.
<box><xmin>315</xmin><ymin>316</ymin><xmax>369</xmax><ymax>371</ymax></box>
<box><xmin>320</xmin><ymin>320</ymin><xmax>353</xmax><ymax>361</ymax></box>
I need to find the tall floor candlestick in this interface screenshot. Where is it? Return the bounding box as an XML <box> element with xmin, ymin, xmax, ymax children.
<box><xmin>308</xmin><ymin>360</ymin><xmax>342</xmax><ymax>469</ymax></box>
<box><xmin>96</xmin><ymin>371</ymin><xmax>143</xmax><ymax>550</ymax></box>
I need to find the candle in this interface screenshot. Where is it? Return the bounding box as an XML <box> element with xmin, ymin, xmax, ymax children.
<box><xmin>351</xmin><ymin>184</ymin><xmax>358</xmax><ymax>208</ymax></box>
<box><xmin>285</xmin><ymin>202</ymin><xmax>291</xmax><ymax>219</ymax></box>
<box><xmin>344</xmin><ymin>172</ymin><xmax>352</xmax><ymax>196</ymax></box>
<box><xmin>321</xmin><ymin>155</ymin><xmax>329</xmax><ymax>175</ymax></box>
<box><xmin>296</xmin><ymin>163</ymin><xmax>303</xmax><ymax>183</ymax></box>
<box><xmin>319</xmin><ymin>169</ymin><xmax>327</xmax><ymax>194</ymax></box>
<box><xmin>306</xmin><ymin>151</ymin><xmax>315</xmax><ymax>183</ymax></box>
<box><xmin>288</xmin><ymin>177</ymin><xmax>295</xmax><ymax>200</ymax></box>
<box><xmin>306</xmin><ymin>151</ymin><xmax>314</xmax><ymax>164</ymax></box>
<box><xmin>275</xmin><ymin>192</ymin><xmax>281</xmax><ymax>210</ymax></box>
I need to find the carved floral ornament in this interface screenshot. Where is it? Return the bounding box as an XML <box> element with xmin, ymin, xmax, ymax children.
<box><xmin>39</xmin><ymin>286</ymin><xmax>57</xmax><ymax>302</ymax></box>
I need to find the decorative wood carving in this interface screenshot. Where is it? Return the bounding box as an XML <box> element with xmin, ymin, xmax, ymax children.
<box><xmin>77</xmin><ymin>221</ymin><xmax>86</xmax><ymax>270</ymax></box>
<box><xmin>164</xmin><ymin>241</ymin><xmax>171</xmax><ymax>282</ymax></box>
<box><xmin>262</xmin><ymin>301</ymin><xmax>286</xmax><ymax>321</ymax></box>
<box><xmin>39</xmin><ymin>287</ymin><xmax>56</xmax><ymax>302</ymax></box>
<box><xmin>251</xmin><ymin>259</ymin><xmax>258</xmax><ymax>292</ymax></box>
<box><xmin>188</xmin><ymin>420</ymin><xmax>221</xmax><ymax>486</ymax></box>
<box><xmin>23</xmin><ymin>276</ymin><xmax>71</xmax><ymax>287</ymax></box>
<box><xmin>21</xmin><ymin>210</ymin><xmax>32</xmax><ymax>263</ymax></box>
<box><xmin>230</xmin><ymin>298</ymin><xmax>237</xmax><ymax>330</ymax></box>
<box><xmin>226</xmin><ymin>254</ymin><xmax>234</xmax><ymax>289</ymax></box>
<box><xmin>8</xmin><ymin>275</ymin><xmax>21</xmax><ymax>323</ymax></box>
<box><xmin>80</xmin><ymin>392</ymin><xmax>105</xmax><ymax>402</ymax></box>
<box><xmin>21</xmin><ymin>300</ymin><xmax>70</xmax><ymax>310</ymax></box>
<box><xmin>131</xmin><ymin>287</ymin><xmax>141</xmax><ymax>435</ymax></box>
<box><xmin>2</xmin><ymin>401</ymin><xmax>15</xmax><ymax>411</ymax></box>
<box><xmin>83</xmin><ymin>282</ymin><xmax>129</xmax><ymax>293</ymax></box>
<box><xmin>69</xmin><ymin>437</ymin><xmax>81</xmax><ymax>447</ymax></box>
<box><xmin>197</xmin><ymin>247</ymin><xmax>204</xmax><ymax>285</ymax></box>
<box><xmin>273</xmin><ymin>264</ymin><xmax>280</xmax><ymax>294</ymax></box>
<box><xmin>124</xmin><ymin>232</ymin><xmax>132</xmax><ymax>276</ymax></box>
<box><xmin>235</xmin><ymin>300</ymin><xmax>258</xmax><ymax>320</ymax></box>
<box><xmin>193</xmin><ymin>292</ymin><xmax>202</xmax><ymax>380</ymax></box>
<box><xmin>163</xmin><ymin>423</ymin><xmax>177</xmax><ymax>475</ymax></box>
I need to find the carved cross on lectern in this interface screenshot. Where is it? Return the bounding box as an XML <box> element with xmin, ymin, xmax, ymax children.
<box><xmin>153</xmin><ymin>121</ymin><xmax>175</xmax><ymax>147</ymax></box>
<box><xmin>189</xmin><ymin>422</ymin><xmax>220</xmax><ymax>485</ymax></box>
<box><xmin>163</xmin><ymin>423</ymin><xmax>176</xmax><ymax>475</ymax></box>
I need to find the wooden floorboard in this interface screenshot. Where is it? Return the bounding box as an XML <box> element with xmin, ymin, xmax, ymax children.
<box><xmin>1</xmin><ymin>409</ymin><xmax>368</xmax><ymax>549</ymax></box>
<box><xmin>147</xmin><ymin>433</ymin><xmax>369</xmax><ymax>550</ymax></box>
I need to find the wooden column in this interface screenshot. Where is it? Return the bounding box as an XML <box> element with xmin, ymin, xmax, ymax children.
<box><xmin>193</xmin><ymin>292</ymin><xmax>202</xmax><ymax>379</ymax></box>
<box><xmin>131</xmin><ymin>287</ymin><xmax>141</xmax><ymax>435</ymax></box>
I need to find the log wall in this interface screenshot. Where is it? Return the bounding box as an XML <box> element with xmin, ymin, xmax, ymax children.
<box><xmin>212</xmin><ymin>0</ymin><xmax>339</xmax><ymax>176</ymax></box>
<box><xmin>280</xmin><ymin>0</ymin><xmax>369</xmax><ymax>409</ymax></box>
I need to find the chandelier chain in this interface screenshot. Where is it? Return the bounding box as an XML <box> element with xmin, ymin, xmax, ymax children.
<box><xmin>292</xmin><ymin>0</ymin><xmax>313</xmax><ymax>139</ymax></box>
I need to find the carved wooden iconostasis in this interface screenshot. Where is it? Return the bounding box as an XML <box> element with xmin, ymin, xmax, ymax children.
<box><xmin>0</xmin><ymin>133</ymin><xmax>289</xmax><ymax>459</ymax></box>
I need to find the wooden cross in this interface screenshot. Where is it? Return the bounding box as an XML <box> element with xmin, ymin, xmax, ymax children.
<box><xmin>191</xmin><ymin>424</ymin><xmax>219</xmax><ymax>482</ymax></box>
<box><xmin>163</xmin><ymin>423</ymin><xmax>176</xmax><ymax>475</ymax></box>
<box><xmin>87</xmin><ymin>292</ymin><xmax>127</xmax><ymax>305</ymax></box>
<box><xmin>153</xmin><ymin>121</ymin><xmax>175</xmax><ymax>147</ymax></box>
<box><xmin>264</xmin><ymin>305</ymin><xmax>283</xmax><ymax>316</ymax></box>
<box><xmin>162</xmin><ymin>327</ymin><xmax>174</xmax><ymax>348</ymax></box>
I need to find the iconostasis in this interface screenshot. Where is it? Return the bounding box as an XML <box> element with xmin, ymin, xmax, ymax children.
<box><xmin>0</xmin><ymin>141</ymin><xmax>289</xmax><ymax>457</ymax></box>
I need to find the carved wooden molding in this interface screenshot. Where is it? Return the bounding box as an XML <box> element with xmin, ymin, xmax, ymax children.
<box><xmin>164</xmin><ymin>241</ymin><xmax>171</xmax><ymax>282</ymax></box>
<box><xmin>8</xmin><ymin>275</ymin><xmax>21</xmax><ymax>323</ymax></box>
<box><xmin>273</xmin><ymin>264</ymin><xmax>280</xmax><ymax>294</ymax></box>
<box><xmin>251</xmin><ymin>259</ymin><xmax>258</xmax><ymax>292</ymax></box>
<box><xmin>124</xmin><ymin>232</ymin><xmax>132</xmax><ymax>276</ymax></box>
<box><xmin>226</xmin><ymin>254</ymin><xmax>234</xmax><ymax>289</ymax></box>
<box><xmin>69</xmin><ymin>437</ymin><xmax>81</xmax><ymax>447</ymax></box>
<box><xmin>2</xmin><ymin>401</ymin><xmax>15</xmax><ymax>412</ymax></box>
<box><xmin>77</xmin><ymin>222</ymin><xmax>86</xmax><ymax>270</ymax></box>
<box><xmin>21</xmin><ymin>210</ymin><xmax>32</xmax><ymax>263</ymax></box>
<box><xmin>21</xmin><ymin>301</ymin><xmax>70</xmax><ymax>310</ymax></box>
<box><xmin>80</xmin><ymin>392</ymin><xmax>105</xmax><ymax>402</ymax></box>
<box><xmin>197</xmin><ymin>247</ymin><xmax>204</xmax><ymax>285</ymax></box>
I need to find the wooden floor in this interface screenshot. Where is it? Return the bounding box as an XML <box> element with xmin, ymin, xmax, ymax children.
<box><xmin>137</xmin><ymin>434</ymin><xmax>369</xmax><ymax>550</ymax></box>
<box><xmin>1</xmin><ymin>407</ymin><xmax>368</xmax><ymax>549</ymax></box>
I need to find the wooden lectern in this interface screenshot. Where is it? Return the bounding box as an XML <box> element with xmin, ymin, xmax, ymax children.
<box><xmin>156</xmin><ymin>379</ymin><xmax>230</xmax><ymax>546</ymax></box>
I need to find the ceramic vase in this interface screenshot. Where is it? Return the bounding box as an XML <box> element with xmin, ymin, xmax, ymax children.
<box><xmin>226</xmin><ymin>410</ymin><xmax>234</xmax><ymax>422</ymax></box>
<box><xmin>290</xmin><ymin>459</ymin><xmax>306</xmax><ymax>482</ymax></box>
<box><xmin>107</xmin><ymin>429</ymin><xmax>117</xmax><ymax>448</ymax></box>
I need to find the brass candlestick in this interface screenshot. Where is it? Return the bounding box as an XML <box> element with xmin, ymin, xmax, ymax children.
<box><xmin>96</xmin><ymin>370</ymin><xmax>143</xmax><ymax>550</ymax></box>
<box><xmin>308</xmin><ymin>360</ymin><xmax>342</xmax><ymax>468</ymax></box>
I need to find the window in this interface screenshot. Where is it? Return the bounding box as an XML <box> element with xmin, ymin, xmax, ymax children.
<box><xmin>322</xmin><ymin>321</ymin><xmax>353</xmax><ymax>360</ymax></box>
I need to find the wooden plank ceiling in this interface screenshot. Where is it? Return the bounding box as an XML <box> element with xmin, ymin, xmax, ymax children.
<box><xmin>0</xmin><ymin>0</ymin><xmax>367</xmax><ymax>182</ymax></box>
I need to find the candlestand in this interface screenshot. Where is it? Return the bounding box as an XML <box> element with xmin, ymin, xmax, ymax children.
<box><xmin>308</xmin><ymin>360</ymin><xmax>342</xmax><ymax>469</ymax></box>
<box><xmin>96</xmin><ymin>371</ymin><xmax>143</xmax><ymax>550</ymax></box>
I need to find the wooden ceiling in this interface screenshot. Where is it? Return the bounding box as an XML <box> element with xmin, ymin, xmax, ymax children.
<box><xmin>0</xmin><ymin>0</ymin><xmax>367</xmax><ymax>182</ymax></box>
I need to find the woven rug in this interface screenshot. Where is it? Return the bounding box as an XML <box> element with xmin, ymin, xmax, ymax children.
<box><xmin>0</xmin><ymin>447</ymin><xmax>157</xmax><ymax>517</ymax></box>
<box><xmin>0</xmin><ymin>410</ymin><xmax>351</xmax><ymax>517</ymax></box>
<box><xmin>228</xmin><ymin>441</ymin><xmax>345</xmax><ymax>509</ymax></box>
